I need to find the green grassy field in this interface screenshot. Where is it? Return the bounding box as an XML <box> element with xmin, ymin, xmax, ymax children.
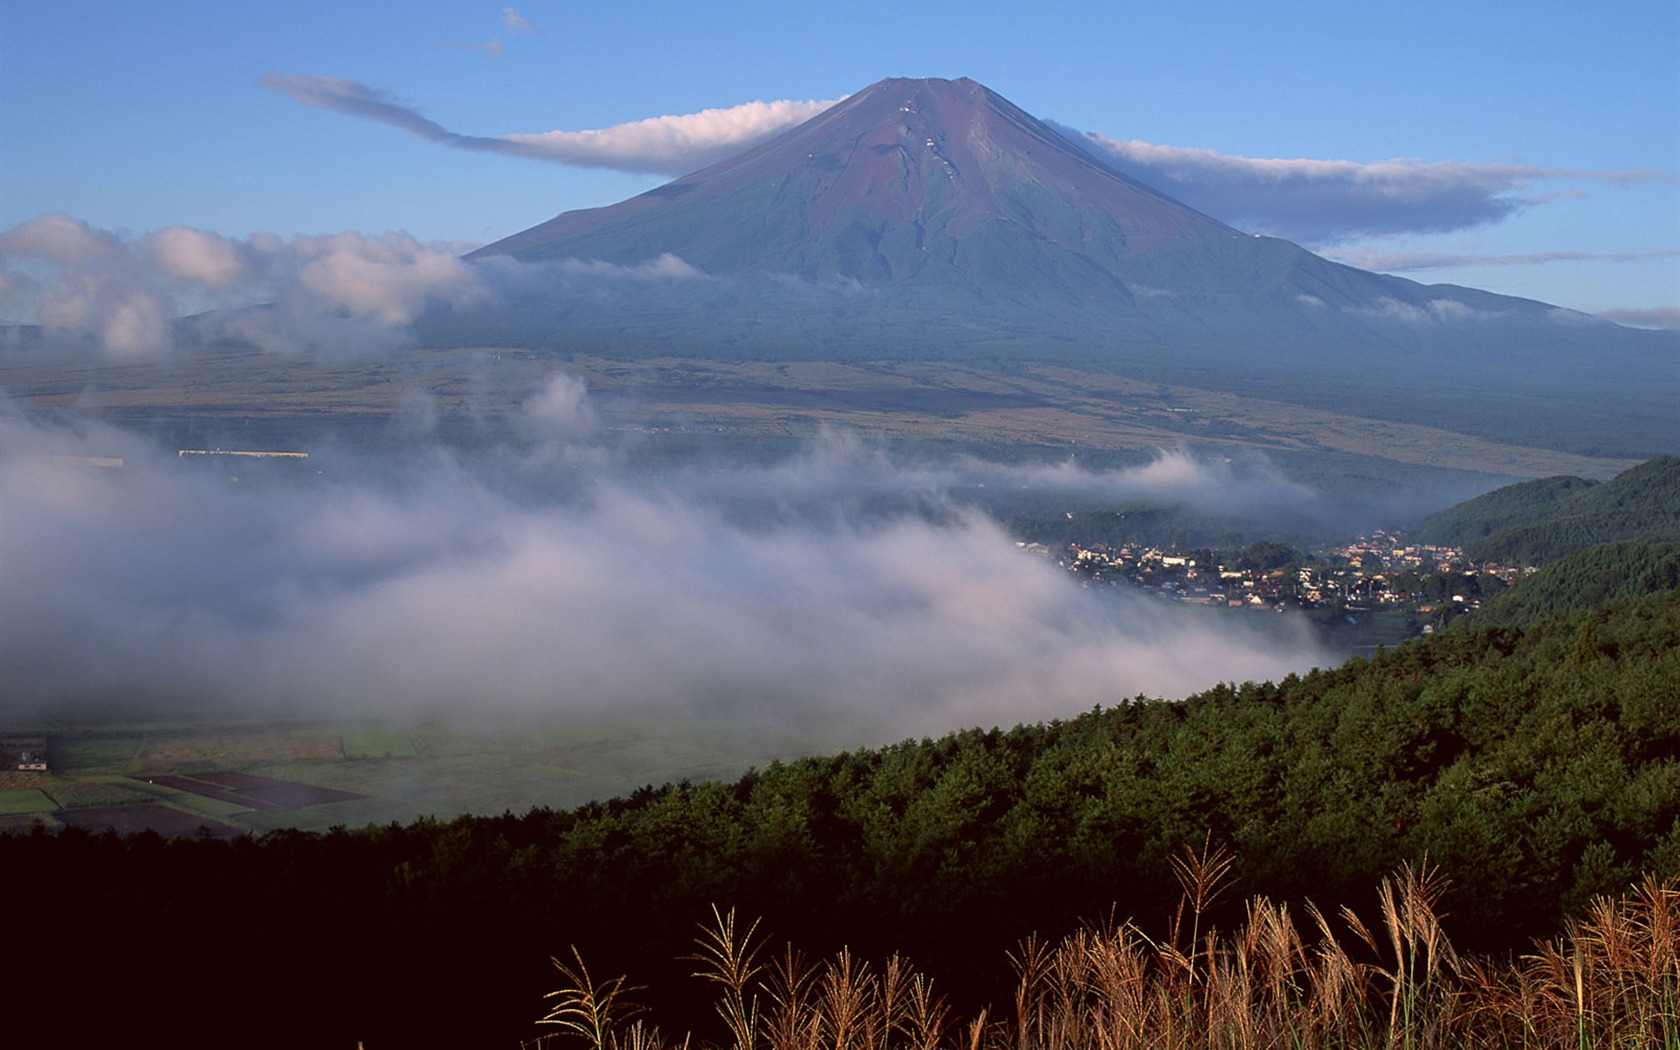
<box><xmin>0</xmin><ymin>788</ymin><xmax>55</xmax><ymax>816</ymax></box>
<box><xmin>0</xmin><ymin>711</ymin><xmax>846</xmax><ymax>835</ymax></box>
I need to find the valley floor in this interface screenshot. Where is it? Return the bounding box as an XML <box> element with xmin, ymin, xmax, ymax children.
<box><xmin>0</xmin><ymin>345</ymin><xmax>1638</xmax><ymax>479</ymax></box>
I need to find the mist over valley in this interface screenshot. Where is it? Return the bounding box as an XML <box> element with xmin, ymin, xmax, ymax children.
<box><xmin>4</xmin><ymin>73</ymin><xmax>1672</xmax><ymax>831</ymax></box>
<box><xmin>3</xmin><ymin>402</ymin><xmax>1349</xmax><ymax>731</ymax></box>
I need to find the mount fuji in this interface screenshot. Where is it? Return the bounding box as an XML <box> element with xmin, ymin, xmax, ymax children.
<box><xmin>446</xmin><ymin>77</ymin><xmax>1674</xmax><ymax>463</ymax></box>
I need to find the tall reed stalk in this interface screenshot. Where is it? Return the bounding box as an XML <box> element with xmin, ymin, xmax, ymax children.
<box><xmin>530</xmin><ymin>862</ymin><xmax>1678</xmax><ymax>1050</ymax></box>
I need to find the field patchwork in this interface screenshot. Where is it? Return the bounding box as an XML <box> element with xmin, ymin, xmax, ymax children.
<box><xmin>0</xmin><ymin>787</ymin><xmax>56</xmax><ymax>816</ymax></box>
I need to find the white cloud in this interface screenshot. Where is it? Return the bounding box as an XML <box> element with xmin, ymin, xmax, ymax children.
<box><xmin>520</xmin><ymin>371</ymin><xmax>596</xmax><ymax>441</ymax></box>
<box><xmin>261</xmin><ymin>73</ymin><xmax>841</xmax><ymax>176</ymax></box>
<box><xmin>0</xmin><ymin>212</ymin><xmax>125</xmax><ymax>266</ymax></box>
<box><xmin>1352</xmin><ymin>296</ymin><xmax>1500</xmax><ymax>325</ymax></box>
<box><xmin>0</xmin><ymin>215</ymin><xmax>177</xmax><ymax>359</ymax></box>
<box><xmin>1597</xmin><ymin>306</ymin><xmax>1680</xmax><ymax>330</ymax></box>
<box><xmin>144</xmin><ymin>225</ymin><xmax>262</xmax><ymax>288</ymax></box>
<box><xmin>97</xmin><ymin>292</ymin><xmax>171</xmax><ymax>359</ymax></box>
<box><xmin>1067</xmin><ymin>128</ymin><xmax>1675</xmax><ymax>246</ymax></box>
<box><xmin>497</xmin><ymin>98</ymin><xmax>839</xmax><ymax>174</ymax></box>
<box><xmin>0</xmin><ymin>215</ymin><xmax>495</xmax><ymax>360</ymax></box>
<box><xmin>501</xmin><ymin>8</ymin><xmax>537</xmax><ymax>35</ymax></box>
<box><xmin>293</xmin><ymin>231</ymin><xmax>487</xmax><ymax>326</ymax></box>
<box><xmin>557</xmin><ymin>253</ymin><xmax>703</xmax><ymax>280</ymax></box>
<box><xmin>972</xmin><ymin>445</ymin><xmax>1323</xmax><ymax>521</ymax></box>
<box><xmin>0</xmin><ymin>214</ymin><xmax>742</xmax><ymax>361</ymax></box>
<box><xmin>1328</xmin><ymin>247</ymin><xmax>1680</xmax><ymax>272</ymax></box>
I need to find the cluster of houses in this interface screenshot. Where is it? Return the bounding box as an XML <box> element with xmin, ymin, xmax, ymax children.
<box><xmin>1024</xmin><ymin>529</ymin><xmax>1532</xmax><ymax>619</ymax></box>
<box><xmin>2</xmin><ymin>737</ymin><xmax>48</xmax><ymax>773</ymax></box>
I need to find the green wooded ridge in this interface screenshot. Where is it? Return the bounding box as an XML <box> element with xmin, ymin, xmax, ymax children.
<box><xmin>1412</xmin><ymin>455</ymin><xmax>1680</xmax><ymax>564</ymax></box>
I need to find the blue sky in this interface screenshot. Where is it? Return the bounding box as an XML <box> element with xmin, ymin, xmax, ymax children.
<box><xmin>2</xmin><ymin>0</ymin><xmax>1676</xmax><ymax>325</ymax></box>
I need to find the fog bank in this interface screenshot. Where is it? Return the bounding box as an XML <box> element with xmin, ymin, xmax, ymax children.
<box><xmin>0</xmin><ymin>405</ymin><xmax>1337</xmax><ymax>740</ymax></box>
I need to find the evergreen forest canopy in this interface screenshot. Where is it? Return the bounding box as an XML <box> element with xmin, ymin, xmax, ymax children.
<box><xmin>8</xmin><ymin>546</ymin><xmax>1679</xmax><ymax>1049</ymax></box>
<box><xmin>1412</xmin><ymin>455</ymin><xmax>1680</xmax><ymax>565</ymax></box>
<box><xmin>1463</xmin><ymin>541</ymin><xmax>1680</xmax><ymax>628</ymax></box>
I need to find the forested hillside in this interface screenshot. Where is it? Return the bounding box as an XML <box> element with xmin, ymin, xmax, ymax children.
<box><xmin>1414</xmin><ymin>455</ymin><xmax>1680</xmax><ymax>564</ymax></box>
<box><xmin>8</xmin><ymin>582</ymin><xmax>1677</xmax><ymax>1048</ymax></box>
<box><xmin>1464</xmin><ymin>541</ymin><xmax>1680</xmax><ymax>627</ymax></box>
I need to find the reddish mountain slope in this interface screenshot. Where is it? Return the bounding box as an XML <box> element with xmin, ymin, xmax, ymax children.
<box><xmin>471</xmin><ymin>77</ymin><xmax>1237</xmax><ymax>294</ymax></box>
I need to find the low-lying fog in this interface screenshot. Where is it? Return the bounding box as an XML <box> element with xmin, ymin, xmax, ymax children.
<box><xmin>2</xmin><ymin>378</ymin><xmax>1345</xmax><ymax>742</ymax></box>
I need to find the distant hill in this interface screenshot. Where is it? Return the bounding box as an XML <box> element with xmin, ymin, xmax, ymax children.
<box><xmin>1410</xmin><ymin>474</ymin><xmax>1601</xmax><ymax>542</ymax></box>
<box><xmin>1414</xmin><ymin>456</ymin><xmax>1680</xmax><ymax>564</ymax></box>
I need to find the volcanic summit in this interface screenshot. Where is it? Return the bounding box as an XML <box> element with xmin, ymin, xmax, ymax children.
<box><xmin>456</xmin><ymin>77</ymin><xmax>1676</xmax><ymax>463</ymax></box>
<box><xmin>472</xmin><ymin>77</ymin><xmax>1235</xmax><ymax>297</ymax></box>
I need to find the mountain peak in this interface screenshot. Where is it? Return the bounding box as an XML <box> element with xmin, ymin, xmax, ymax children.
<box><xmin>470</xmin><ymin>75</ymin><xmax>1231</xmax><ymax>291</ymax></box>
<box><xmin>446</xmin><ymin>78</ymin><xmax>1677</xmax><ymax>465</ymax></box>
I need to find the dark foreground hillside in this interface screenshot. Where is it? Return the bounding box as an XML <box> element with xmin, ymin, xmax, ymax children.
<box><xmin>6</xmin><ymin>584</ymin><xmax>1678</xmax><ymax>1048</ymax></box>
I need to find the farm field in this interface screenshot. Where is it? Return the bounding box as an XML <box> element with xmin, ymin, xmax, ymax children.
<box><xmin>0</xmin><ymin>711</ymin><xmax>842</xmax><ymax>836</ymax></box>
<box><xmin>0</xmin><ymin>787</ymin><xmax>55</xmax><ymax>816</ymax></box>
